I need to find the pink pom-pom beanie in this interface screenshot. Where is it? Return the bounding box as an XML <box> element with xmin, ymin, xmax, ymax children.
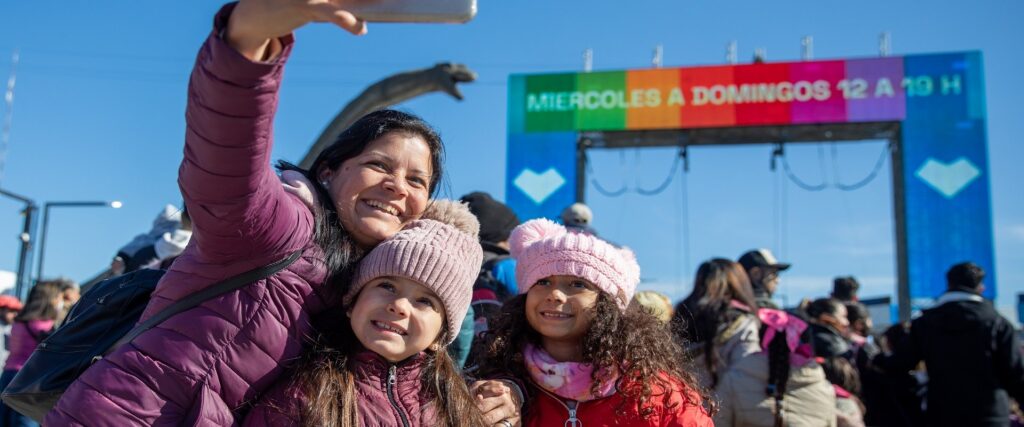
<box><xmin>509</xmin><ymin>218</ymin><xmax>641</xmax><ymax>311</ymax></box>
<box><xmin>346</xmin><ymin>200</ymin><xmax>484</xmax><ymax>344</ymax></box>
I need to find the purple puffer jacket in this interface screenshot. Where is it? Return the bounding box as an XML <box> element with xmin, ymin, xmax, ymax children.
<box><xmin>46</xmin><ymin>5</ymin><xmax>333</xmax><ymax>426</ymax></box>
<box><xmin>242</xmin><ymin>351</ymin><xmax>437</xmax><ymax>426</ymax></box>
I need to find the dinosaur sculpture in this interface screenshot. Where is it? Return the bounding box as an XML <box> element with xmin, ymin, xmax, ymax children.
<box><xmin>299</xmin><ymin>62</ymin><xmax>477</xmax><ymax>169</ymax></box>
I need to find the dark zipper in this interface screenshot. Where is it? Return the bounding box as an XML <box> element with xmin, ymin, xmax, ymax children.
<box><xmin>386</xmin><ymin>364</ymin><xmax>411</xmax><ymax>427</ymax></box>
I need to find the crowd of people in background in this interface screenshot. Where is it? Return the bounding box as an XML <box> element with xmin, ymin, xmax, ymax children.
<box><xmin>0</xmin><ymin>2</ymin><xmax>1020</xmax><ymax>426</ymax></box>
<box><xmin>4</xmin><ymin>188</ymin><xmax>1019</xmax><ymax>425</ymax></box>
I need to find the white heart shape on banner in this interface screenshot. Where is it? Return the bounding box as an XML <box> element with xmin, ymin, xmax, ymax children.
<box><xmin>514</xmin><ymin>167</ymin><xmax>566</xmax><ymax>205</ymax></box>
<box><xmin>914</xmin><ymin>157</ymin><xmax>981</xmax><ymax>199</ymax></box>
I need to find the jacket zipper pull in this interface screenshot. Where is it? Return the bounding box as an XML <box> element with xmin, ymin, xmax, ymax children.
<box><xmin>388</xmin><ymin>364</ymin><xmax>397</xmax><ymax>386</ymax></box>
<box><xmin>564</xmin><ymin>400</ymin><xmax>581</xmax><ymax>427</ymax></box>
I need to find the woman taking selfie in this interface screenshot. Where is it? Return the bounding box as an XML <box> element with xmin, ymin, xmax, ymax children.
<box><xmin>47</xmin><ymin>2</ymin><xmax>518</xmax><ymax>425</ymax></box>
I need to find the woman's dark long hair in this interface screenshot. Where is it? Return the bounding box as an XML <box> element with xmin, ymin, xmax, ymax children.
<box><xmin>292</xmin><ymin>307</ymin><xmax>486</xmax><ymax>427</ymax></box>
<box><xmin>16</xmin><ymin>280</ymin><xmax>62</xmax><ymax>323</ymax></box>
<box><xmin>277</xmin><ymin>110</ymin><xmax>446</xmax><ymax>303</ymax></box>
<box><xmin>673</xmin><ymin>258</ymin><xmax>757</xmax><ymax>387</ymax></box>
<box><xmin>476</xmin><ymin>293</ymin><xmax>715</xmax><ymax>419</ymax></box>
<box><xmin>763</xmin><ymin>323</ymin><xmax>806</xmax><ymax>427</ymax></box>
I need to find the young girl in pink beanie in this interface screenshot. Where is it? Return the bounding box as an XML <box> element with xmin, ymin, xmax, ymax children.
<box><xmin>475</xmin><ymin>219</ymin><xmax>714</xmax><ymax>426</ymax></box>
<box><xmin>243</xmin><ymin>200</ymin><xmax>489</xmax><ymax>427</ymax></box>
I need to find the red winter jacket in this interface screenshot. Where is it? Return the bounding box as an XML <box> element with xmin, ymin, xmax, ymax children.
<box><xmin>525</xmin><ymin>373</ymin><xmax>713</xmax><ymax>427</ymax></box>
<box><xmin>242</xmin><ymin>352</ymin><xmax>437</xmax><ymax>426</ymax></box>
<box><xmin>47</xmin><ymin>5</ymin><xmax>334</xmax><ymax>426</ymax></box>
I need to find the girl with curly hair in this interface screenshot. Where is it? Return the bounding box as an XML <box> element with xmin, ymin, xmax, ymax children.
<box><xmin>475</xmin><ymin>219</ymin><xmax>713</xmax><ymax>426</ymax></box>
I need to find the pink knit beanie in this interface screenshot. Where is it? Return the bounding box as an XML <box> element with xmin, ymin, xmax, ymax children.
<box><xmin>346</xmin><ymin>200</ymin><xmax>483</xmax><ymax>344</ymax></box>
<box><xmin>510</xmin><ymin>218</ymin><xmax>641</xmax><ymax>312</ymax></box>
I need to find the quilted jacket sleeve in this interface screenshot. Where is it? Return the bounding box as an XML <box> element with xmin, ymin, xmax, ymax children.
<box><xmin>180</xmin><ymin>3</ymin><xmax>312</xmax><ymax>267</ymax></box>
<box><xmin>242</xmin><ymin>378</ymin><xmax>304</xmax><ymax>426</ymax></box>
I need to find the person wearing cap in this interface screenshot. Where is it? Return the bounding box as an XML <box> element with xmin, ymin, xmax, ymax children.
<box><xmin>874</xmin><ymin>262</ymin><xmax>1024</xmax><ymax>427</ymax></box>
<box><xmin>0</xmin><ymin>295</ymin><xmax>23</xmax><ymax>369</ymax></box>
<box><xmin>738</xmin><ymin>249</ymin><xmax>791</xmax><ymax>310</ymax></box>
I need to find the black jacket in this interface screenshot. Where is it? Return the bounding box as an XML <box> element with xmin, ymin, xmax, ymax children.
<box><xmin>874</xmin><ymin>292</ymin><xmax>1024</xmax><ymax>427</ymax></box>
<box><xmin>809</xmin><ymin>322</ymin><xmax>853</xmax><ymax>359</ymax></box>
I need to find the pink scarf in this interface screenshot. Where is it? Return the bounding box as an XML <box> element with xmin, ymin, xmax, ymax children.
<box><xmin>757</xmin><ymin>308</ymin><xmax>814</xmax><ymax>366</ymax></box>
<box><xmin>523</xmin><ymin>343</ymin><xmax>619</xmax><ymax>402</ymax></box>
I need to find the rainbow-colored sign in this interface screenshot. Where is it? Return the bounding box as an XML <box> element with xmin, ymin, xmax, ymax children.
<box><xmin>506</xmin><ymin>52</ymin><xmax>996</xmax><ymax>310</ymax></box>
<box><xmin>509</xmin><ymin>57</ymin><xmax>973</xmax><ymax>133</ymax></box>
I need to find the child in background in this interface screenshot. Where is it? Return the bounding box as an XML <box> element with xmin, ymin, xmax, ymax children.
<box><xmin>0</xmin><ymin>281</ymin><xmax>62</xmax><ymax>427</ymax></box>
<box><xmin>477</xmin><ymin>219</ymin><xmax>713</xmax><ymax>426</ymax></box>
<box><xmin>243</xmin><ymin>200</ymin><xmax>488</xmax><ymax>427</ymax></box>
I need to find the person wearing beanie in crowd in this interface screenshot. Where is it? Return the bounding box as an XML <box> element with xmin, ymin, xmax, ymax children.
<box><xmin>109</xmin><ymin>204</ymin><xmax>183</xmax><ymax>274</ymax></box>
<box><xmin>476</xmin><ymin>219</ymin><xmax>713</xmax><ymax>426</ymax></box>
<box><xmin>560</xmin><ymin>202</ymin><xmax>598</xmax><ymax>236</ymax></box>
<box><xmin>0</xmin><ymin>296</ymin><xmax>23</xmax><ymax>369</ymax></box>
<box><xmin>243</xmin><ymin>200</ymin><xmax>494</xmax><ymax>427</ymax></box>
<box><xmin>738</xmin><ymin>249</ymin><xmax>790</xmax><ymax>310</ymax></box>
<box><xmin>874</xmin><ymin>262</ymin><xmax>1024</xmax><ymax>427</ymax></box>
<box><xmin>674</xmin><ymin>258</ymin><xmax>761</xmax><ymax>390</ymax></box>
<box><xmin>715</xmin><ymin>308</ymin><xmax>837</xmax><ymax>427</ymax></box>
<box><xmin>458</xmin><ymin>191</ymin><xmax>520</xmax><ymax>366</ymax></box>
<box><xmin>831</xmin><ymin>276</ymin><xmax>860</xmax><ymax>303</ymax></box>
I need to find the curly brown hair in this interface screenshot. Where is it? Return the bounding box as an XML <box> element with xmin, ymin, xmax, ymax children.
<box><xmin>474</xmin><ymin>293</ymin><xmax>716</xmax><ymax>418</ymax></box>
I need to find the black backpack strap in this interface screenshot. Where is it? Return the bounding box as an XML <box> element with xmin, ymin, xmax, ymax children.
<box><xmin>105</xmin><ymin>249</ymin><xmax>303</xmax><ymax>355</ymax></box>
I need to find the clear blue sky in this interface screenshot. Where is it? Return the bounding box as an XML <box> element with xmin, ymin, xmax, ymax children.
<box><xmin>0</xmin><ymin>1</ymin><xmax>1021</xmax><ymax>324</ymax></box>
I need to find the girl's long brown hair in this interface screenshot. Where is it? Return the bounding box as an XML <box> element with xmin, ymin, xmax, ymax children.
<box><xmin>674</xmin><ymin>258</ymin><xmax>757</xmax><ymax>387</ymax></box>
<box><xmin>474</xmin><ymin>293</ymin><xmax>716</xmax><ymax>418</ymax></box>
<box><xmin>293</xmin><ymin>313</ymin><xmax>487</xmax><ymax>427</ymax></box>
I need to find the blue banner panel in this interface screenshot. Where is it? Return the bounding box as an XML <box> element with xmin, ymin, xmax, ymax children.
<box><xmin>901</xmin><ymin>52</ymin><xmax>996</xmax><ymax>302</ymax></box>
<box><xmin>1018</xmin><ymin>294</ymin><xmax>1024</xmax><ymax>325</ymax></box>
<box><xmin>505</xmin><ymin>132</ymin><xmax>578</xmax><ymax>221</ymax></box>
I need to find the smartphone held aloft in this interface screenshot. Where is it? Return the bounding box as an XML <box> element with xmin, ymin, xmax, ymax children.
<box><xmin>344</xmin><ymin>0</ymin><xmax>477</xmax><ymax>23</ymax></box>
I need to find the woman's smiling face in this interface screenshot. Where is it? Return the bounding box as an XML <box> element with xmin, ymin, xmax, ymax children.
<box><xmin>525</xmin><ymin>275</ymin><xmax>600</xmax><ymax>349</ymax></box>
<box><xmin>320</xmin><ymin>131</ymin><xmax>432</xmax><ymax>248</ymax></box>
<box><xmin>348</xmin><ymin>276</ymin><xmax>445</xmax><ymax>363</ymax></box>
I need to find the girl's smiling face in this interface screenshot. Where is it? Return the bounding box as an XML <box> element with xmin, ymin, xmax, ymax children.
<box><xmin>525</xmin><ymin>275</ymin><xmax>600</xmax><ymax>357</ymax></box>
<box><xmin>349</xmin><ymin>276</ymin><xmax>445</xmax><ymax>363</ymax></box>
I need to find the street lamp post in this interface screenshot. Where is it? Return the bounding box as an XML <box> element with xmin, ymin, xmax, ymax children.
<box><xmin>0</xmin><ymin>188</ymin><xmax>37</xmax><ymax>299</ymax></box>
<box><xmin>36</xmin><ymin>200</ymin><xmax>122</xmax><ymax>281</ymax></box>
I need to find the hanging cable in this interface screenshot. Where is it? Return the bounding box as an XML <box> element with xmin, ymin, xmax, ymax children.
<box><xmin>635</xmin><ymin>148</ymin><xmax>683</xmax><ymax>196</ymax></box>
<box><xmin>831</xmin><ymin>141</ymin><xmax>892</xmax><ymax>191</ymax></box>
<box><xmin>587</xmin><ymin>147</ymin><xmax>684</xmax><ymax>197</ymax></box>
<box><xmin>778</xmin><ymin>144</ymin><xmax>829</xmax><ymax>192</ymax></box>
<box><xmin>586</xmin><ymin>150</ymin><xmax>629</xmax><ymax>197</ymax></box>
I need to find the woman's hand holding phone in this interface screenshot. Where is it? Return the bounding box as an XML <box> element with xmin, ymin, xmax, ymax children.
<box><xmin>227</xmin><ymin>0</ymin><xmax>367</xmax><ymax>62</ymax></box>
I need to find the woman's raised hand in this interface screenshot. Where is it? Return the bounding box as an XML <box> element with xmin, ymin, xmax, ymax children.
<box><xmin>227</xmin><ymin>0</ymin><xmax>367</xmax><ymax>61</ymax></box>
